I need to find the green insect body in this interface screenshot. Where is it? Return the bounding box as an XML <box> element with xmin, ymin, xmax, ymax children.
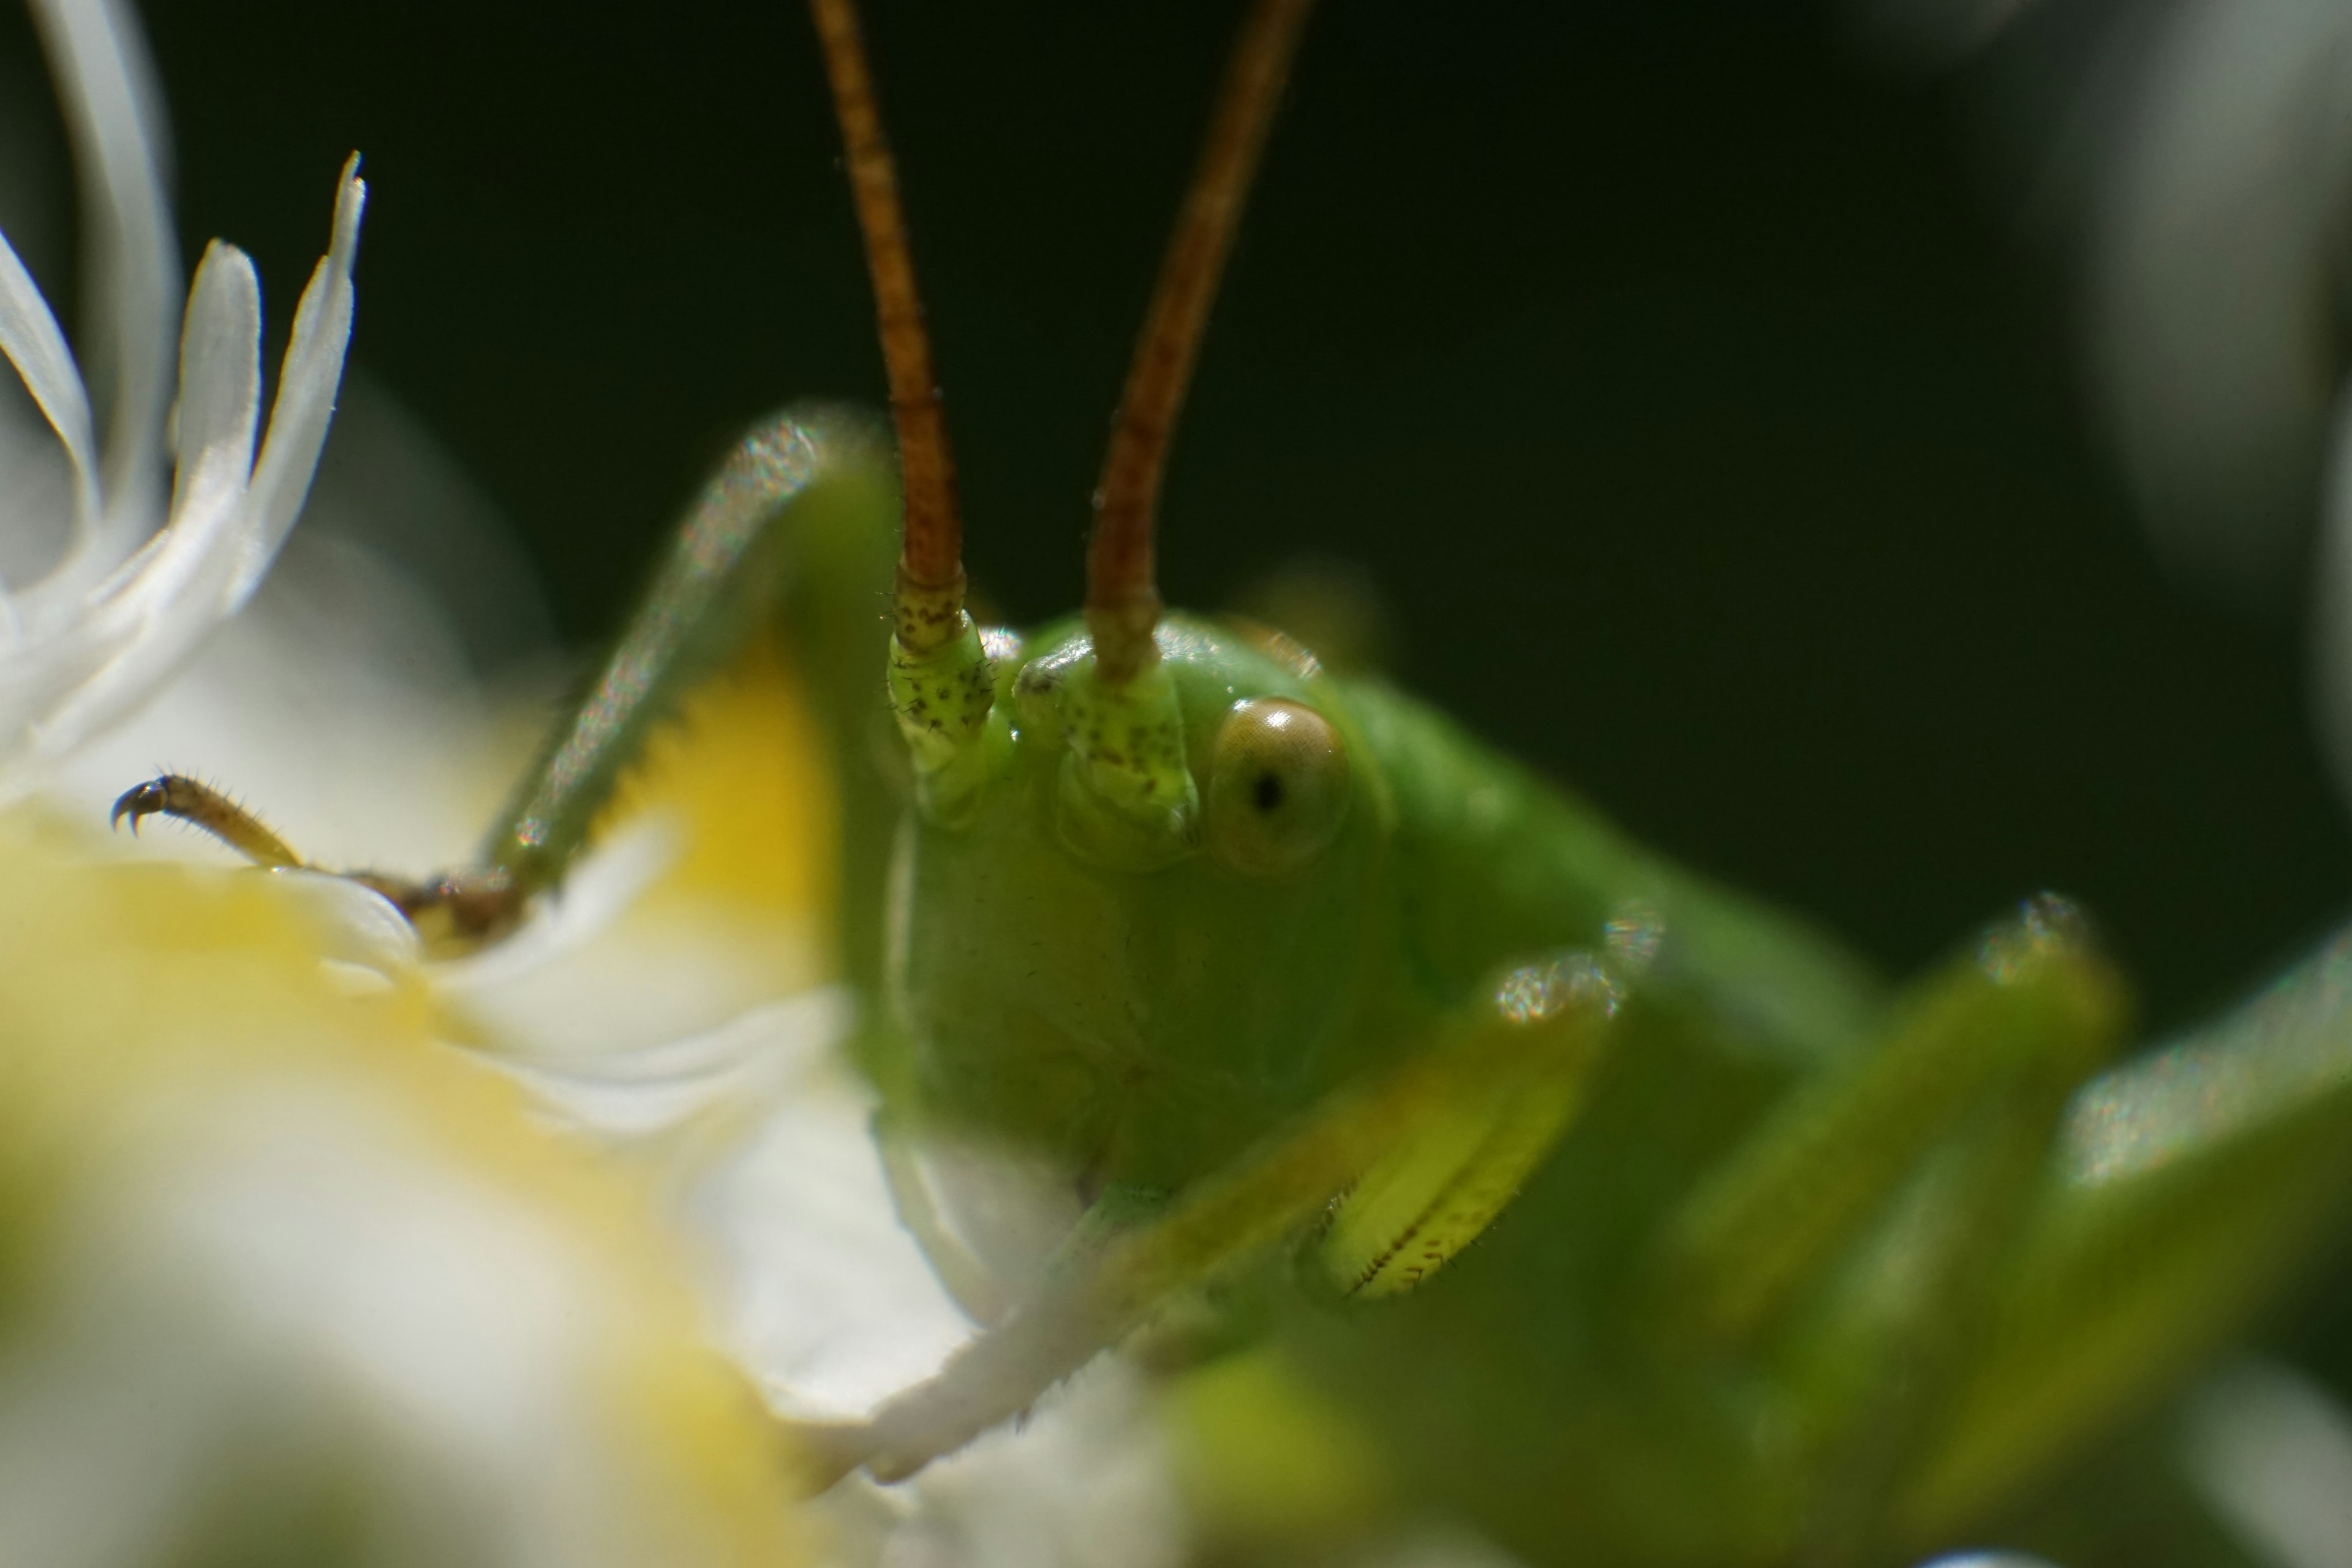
<box><xmin>883</xmin><ymin>609</ymin><xmax>1857</xmax><ymax>1221</ymax></box>
<box><xmin>441</xmin><ymin>382</ymin><xmax>2342</xmax><ymax>1566</ymax></box>
<box><xmin>118</xmin><ymin>4</ymin><xmax>2352</xmax><ymax>1564</ymax></box>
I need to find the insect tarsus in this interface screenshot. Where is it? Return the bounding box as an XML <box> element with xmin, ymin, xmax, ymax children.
<box><xmin>110</xmin><ymin>772</ymin><xmax>526</xmax><ymax>954</ymax></box>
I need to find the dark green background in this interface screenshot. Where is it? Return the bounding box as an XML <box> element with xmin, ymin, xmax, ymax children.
<box><xmin>10</xmin><ymin>0</ymin><xmax>2349</xmax><ymax>1035</ymax></box>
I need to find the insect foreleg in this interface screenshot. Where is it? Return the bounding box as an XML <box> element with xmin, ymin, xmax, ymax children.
<box><xmin>111</xmin><ymin>775</ymin><xmax>303</xmax><ymax>869</ymax></box>
<box><xmin>1649</xmin><ymin>894</ymin><xmax>2128</xmax><ymax>1351</ymax></box>
<box><xmin>1624</xmin><ymin>896</ymin><xmax>2128</xmax><ymax>1553</ymax></box>
<box><xmin>1901</xmin><ymin>915</ymin><xmax>2352</xmax><ymax>1542</ymax></box>
<box><xmin>796</xmin><ymin>957</ymin><xmax>1626</xmax><ymax>1490</ymax></box>
<box><xmin>1773</xmin><ymin>1065</ymin><xmax>2100</xmax><ymax>1558</ymax></box>
<box><xmin>108</xmin><ymin>772</ymin><xmax>532</xmax><ymax>949</ymax></box>
<box><xmin>482</xmin><ymin>406</ymin><xmax>898</xmax><ymax>914</ymax></box>
<box><xmin>111</xmin><ymin>405</ymin><xmax>903</xmax><ymax>960</ymax></box>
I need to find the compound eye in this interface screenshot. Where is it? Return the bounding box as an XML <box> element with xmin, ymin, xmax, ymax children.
<box><xmin>1204</xmin><ymin>698</ymin><xmax>1351</xmax><ymax>878</ymax></box>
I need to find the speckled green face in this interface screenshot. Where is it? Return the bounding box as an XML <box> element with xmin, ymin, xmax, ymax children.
<box><xmin>882</xmin><ymin>615</ymin><xmax>1394</xmax><ymax>1195</ymax></box>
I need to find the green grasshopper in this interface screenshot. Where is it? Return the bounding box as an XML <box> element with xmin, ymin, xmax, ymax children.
<box><xmin>112</xmin><ymin>0</ymin><xmax>2352</xmax><ymax>1562</ymax></box>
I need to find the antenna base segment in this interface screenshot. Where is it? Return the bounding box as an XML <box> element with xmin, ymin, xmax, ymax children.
<box><xmin>889</xmin><ymin>611</ymin><xmax>1001</xmax><ymax>826</ymax></box>
<box><xmin>1054</xmin><ymin>643</ymin><xmax>1197</xmax><ymax>871</ymax></box>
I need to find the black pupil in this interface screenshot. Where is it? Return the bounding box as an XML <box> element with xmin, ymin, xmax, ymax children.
<box><xmin>1253</xmin><ymin>771</ymin><xmax>1285</xmax><ymax>813</ymax></box>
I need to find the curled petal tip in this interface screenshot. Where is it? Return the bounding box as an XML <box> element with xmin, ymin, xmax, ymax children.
<box><xmin>330</xmin><ymin>154</ymin><xmax>367</xmax><ymax>270</ymax></box>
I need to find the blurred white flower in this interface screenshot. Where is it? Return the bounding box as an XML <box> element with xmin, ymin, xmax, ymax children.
<box><xmin>2067</xmin><ymin>0</ymin><xmax>2352</xmax><ymax>612</ymax></box>
<box><xmin>0</xmin><ymin>3</ymin><xmax>815</xmax><ymax>1564</ymax></box>
<box><xmin>0</xmin><ymin>0</ymin><xmax>363</xmax><ymax>784</ymax></box>
<box><xmin>1932</xmin><ymin>0</ymin><xmax>2352</xmax><ymax>807</ymax></box>
<box><xmin>0</xmin><ymin>823</ymin><xmax>807</xmax><ymax>1568</ymax></box>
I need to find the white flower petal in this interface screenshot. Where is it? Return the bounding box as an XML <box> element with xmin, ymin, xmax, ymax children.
<box><xmin>693</xmin><ymin>1036</ymin><xmax>979</xmax><ymax>1421</ymax></box>
<box><xmin>0</xmin><ymin>621</ymin><xmax>105</xmax><ymax>761</ymax></box>
<box><xmin>46</xmin><ymin>522</ymin><xmax>520</xmax><ymax>872</ymax></box>
<box><xmin>2082</xmin><ymin>0</ymin><xmax>2352</xmax><ymax>607</ymax></box>
<box><xmin>0</xmin><ymin>240</ymin><xmax>263</xmax><ymax>761</ymax></box>
<box><xmin>168</xmin><ymin>239</ymin><xmax>260</xmax><ymax>524</ymax></box>
<box><xmin>15</xmin><ymin>450</ymin><xmax>248</xmax><ymax>763</ymax></box>
<box><xmin>26</xmin><ymin>0</ymin><xmax>177</xmax><ymax>566</ymax></box>
<box><xmin>494</xmin><ymin>990</ymin><xmax>845</xmax><ymax>1147</ymax></box>
<box><xmin>268</xmin><ymin>867</ymin><xmax>424</xmax><ymax>980</ymax></box>
<box><xmin>1</xmin><ymin>168</ymin><xmax>361</xmax><ymax>775</ymax></box>
<box><xmin>0</xmin><ymin>226</ymin><xmax>98</xmax><ymax>551</ymax></box>
<box><xmin>2182</xmin><ymin>1359</ymin><xmax>2352</xmax><ymax>1568</ymax></box>
<box><xmin>234</xmin><ymin>156</ymin><xmax>364</xmax><ymax>607</ymax></box>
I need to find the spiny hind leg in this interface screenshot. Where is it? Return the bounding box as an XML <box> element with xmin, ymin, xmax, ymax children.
<box><xmin>1644</xmin><ymin>895</ymin><xmax>2130</xmax><ymax>1548</ymax></box>
<box><xmin>794</xmin><ymin>949</ymin><xmax>1627</xmax><ymax>1490</ymax></box>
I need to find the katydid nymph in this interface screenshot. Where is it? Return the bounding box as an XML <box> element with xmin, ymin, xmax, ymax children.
<box><xmin>108</xmin><ymin>0</ymin><xmax>2352</xmax><ymax>1562</ymax></box>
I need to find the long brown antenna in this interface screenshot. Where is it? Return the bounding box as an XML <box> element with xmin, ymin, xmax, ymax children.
<box><xmin>1086</xmin><ymin>0</ymin><xmax>1317</xmax><ymax>683</ymax></box>
<box><xmin>810</xmin><ymin>0</ymin><xmax>966</xmax><ymax>653</ymax></box>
